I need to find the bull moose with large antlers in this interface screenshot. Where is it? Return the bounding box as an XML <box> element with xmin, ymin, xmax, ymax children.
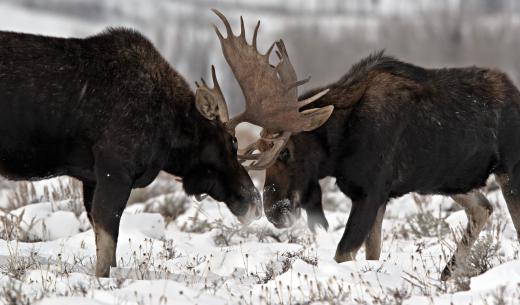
<box><xmin>215</xmin><ymin>13</ymin><xmax>520</xmax><ymax>279</ymax></box>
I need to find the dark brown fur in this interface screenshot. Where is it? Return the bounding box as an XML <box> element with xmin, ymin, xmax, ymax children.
<box><xmin>263</xmin><ymin>50</ymin><xmax>520</xmax><ymax>278</ymax></box>
<box><xmin>0</xmin><ymin>28</ymin><xmax>261</xmax><ymax>277</ymax></box>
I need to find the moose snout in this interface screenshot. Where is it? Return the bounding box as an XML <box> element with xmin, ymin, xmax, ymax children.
<box><xmin>265</xmin><ymin>199</ymin><xmax>298</xmax><ymax>228</ymax></box>
<box><xmin>237</xmin><ymin>187</ymin><xmax>262</xmax><ymax>225</ymax></box>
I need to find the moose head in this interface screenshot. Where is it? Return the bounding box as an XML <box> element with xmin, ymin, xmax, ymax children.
<box><xmin>199</xmin><ymin>9</ymin><xmax>334</xmax><ymax>228</ymax></box>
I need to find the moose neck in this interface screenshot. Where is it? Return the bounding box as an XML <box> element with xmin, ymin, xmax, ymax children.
<box><xmin>163</xmin><ymin>94</ymin><xmax>209</xmax><ymax>178</ymax></box>
<box><xmin>298</xmin><ymin>85</ymin><xmax>354</xmax><ymax>180</ymax></box>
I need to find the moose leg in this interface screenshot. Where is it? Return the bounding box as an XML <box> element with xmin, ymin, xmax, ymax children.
<box><xmin>497</xmin><ymin>174</ymin><xmax>520</xmax><ymax>240</ymax></box>
<box><xmin>440</xmin><ymin>190</ymin><xmax>492</xmax><ymax>281</ymax></box>
<box><xmin>82</xmin><ymin>181</ymin><xmax>95</xmax><ymax>227</ymax></box>
<box><xmin>306</xmin><ymin>205</ymin><xmax>329</xmax><ymax>233</ymax></box>
<box><xmin>365</xmin><ymin>204</ymin><xmax>387</xmax><ymax>260</ymax></box>
<box><xmin>304</xmin><ymin>184</ymin><xmax>329</xmax><ymax>232</ymax></box>
<box><xmin>334</xmin><ymin>196</ymin><xmax>386</xmax><ymax>263</ymax></box>
<box><xmin>90</xmin><ymin>151</ymin><xmax>132</xmax><ymax>277</ymax></box>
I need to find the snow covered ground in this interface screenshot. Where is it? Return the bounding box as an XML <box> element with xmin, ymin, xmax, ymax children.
<box><xmin>2</xmin><ymin>1</ymin><xmax>520</xmax><ymax>304</ymax></box>
<box><xmin>1</xmin><ymin>175</ymin><xmax>520</xmax><ymax>305</ymax></box>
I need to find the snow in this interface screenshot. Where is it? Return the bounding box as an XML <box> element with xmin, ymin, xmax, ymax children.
<box><xmin>1</xmin><ymin>178</ymin><xmax>520</xmax><ymax>304</ymax></box>
<box><xmin>1</xmin><ymin>1</ymin><xmax>520</xmax><ymax>304</ymax></box>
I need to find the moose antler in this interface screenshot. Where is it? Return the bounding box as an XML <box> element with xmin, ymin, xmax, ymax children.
<box><xmin>206</xmin><ymin>9</ymin><xmax>334</xmax><ymax>170</ymax></box>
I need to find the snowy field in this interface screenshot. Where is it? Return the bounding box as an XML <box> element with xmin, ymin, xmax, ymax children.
<box><xmin>1</xmin><ymin>175</ymin><xmax>520</xmax><ymax>305</ymax></box>
<box><xmin>2</xmin><ymin>1</ymin><xmax>520</xmax><ymax>305</ymax></box>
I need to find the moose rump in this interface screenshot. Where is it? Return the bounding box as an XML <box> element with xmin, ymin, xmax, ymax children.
<box><xmin>0</xmin><ymin>31</ymin><xmax>93</xmax><ymax>180</ymax></box>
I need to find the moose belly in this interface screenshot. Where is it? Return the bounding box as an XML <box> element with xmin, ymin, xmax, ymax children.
<box><xmin>389</xmin><ymin>131</ymin><xmax>499</xmax><ymax>197</ymax></box>
<box><xmin>0</xmin><ymin>138</ymin><xmax>94</xmax><ymax>182</ymax></box>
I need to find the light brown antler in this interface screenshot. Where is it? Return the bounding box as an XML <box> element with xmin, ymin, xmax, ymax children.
<box><xmin>209</xmin><ymin>9</ymin><xmax>334</xmax><ymax>170</ymax></box>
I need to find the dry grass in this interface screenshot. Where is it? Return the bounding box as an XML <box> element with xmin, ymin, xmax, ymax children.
<box><xmin>0</xmin><ymin>210</ymin><xmax>42</xmax><ymax>242</ymax></box>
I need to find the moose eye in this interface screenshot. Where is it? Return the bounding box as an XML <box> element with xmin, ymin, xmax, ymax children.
<box><xmin>278</xmin><ymin>148</ymin><xmax>290</xmax><ymax>163</ymax></box>
<box><xmin>231</xmin><ymin>137</ymin><xmax>238</xmax><ymax>151</ymax></box>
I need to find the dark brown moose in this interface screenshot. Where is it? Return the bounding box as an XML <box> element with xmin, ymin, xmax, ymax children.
<box><xmin>0</xmin><ymin>23</ymin><xmax>263</xmax><ymax>277</ymax></box>
<box><xmin>227</xmin><ymin>18</ymin><xmax>520</xmax><ymax>278</ymax></box>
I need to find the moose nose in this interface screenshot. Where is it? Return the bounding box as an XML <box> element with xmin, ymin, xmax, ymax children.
<box><xmin>238</xmin><ymin>201</ymin><xmax>262</xmax><ymax>224</ymax></box>
<box><xmin>237</xmin><ymin>188</ymin><xmax>262</xmax><ymax>225</ymax></box>
<box><xmin>252</xmin><ymin>201</ymin><xmax>263</xmax><ymax>220</ymax></box>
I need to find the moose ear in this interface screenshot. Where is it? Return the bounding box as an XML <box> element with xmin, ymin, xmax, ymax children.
<box><xmin>195</xmin><ymin>87</ymin><xmax>221</xmax><ymax>121</ymax></box>
<box><xmin>300</xmin><ymin>105</ymin><xmax>334</xmax><ymax>131</ymax></box>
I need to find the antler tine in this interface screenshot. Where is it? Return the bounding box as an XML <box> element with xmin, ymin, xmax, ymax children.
<box><xmin>242</xmin><ymin>132</ymin><xmax>291</xmax><ymax>171</ymax></box>
<box><xmin>286</xmin><ymin>76</ymin><xmax>311</xmax><ymax>91</ymax></box>
<box><xmin>252</xmin><ymin>20</ymin><xmax>260</xmax><ymax>50</ymax></box>
<box><xmin>239</xmin><ymin>16</ymin><xmax>246</xmax><ymax>39</ymax></box>
<box><xmin>210</xmin><ymin>65</ymin><xmax>229</xmax><ymax>121</ymax></box>
<box><xmin>265</xmin><ymin>42</ymin><xmax>275</xmax><ymax>59</ymax></box>
<box><xmin>298</xmin><ymin>88</ymin><xmax>331</xmax><ymax>109</ymax></box>
<box><xmin>238</xmin><ymin>141</ymin><xmax>258</xmax><ymax>156</ymax></box>
<box><xmin>212</xmin><ymin>8</ymin><xmax>234</xmax><ymax>39</ymax></box>
<box><xmin>210</xmin><ymin>65</ymin><xmax>221</xmax><ymax>90</ymax></box>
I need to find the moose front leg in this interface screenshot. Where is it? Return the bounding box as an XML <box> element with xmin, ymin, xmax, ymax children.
<box><xmin>82</xmin><ymin>181</ymin><xmax>96</xmax><ymax>227</ymax></box>
<box><xmin>90</xmin><ymin>151</ymin><xmax>133</xmax><ymax>277</ymax></box>
<box><xmin>306</xmin><ymin>204</ymin><xmax>329</xmax><ymax>233</ymax></box>
<box><xmin>303</xmin><ymin>182</ymin><xmax>329</xmax><ymax>233</ymax></box>
<box><xmin>334</xmin><ymin>196</ymin><xmax>386</xmax><ymax>262</ymax></box>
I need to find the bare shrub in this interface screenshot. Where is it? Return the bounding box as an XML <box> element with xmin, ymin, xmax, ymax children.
<box><xmin>0</xmin><ymin>243</ymin><xmax>39</xmax><ymax>280</ymax></box>
<box><xmin>3</xmin><ymin>182</ymin><xmax>37</xmax><ymax>213</ymax></box>
<box><xmin>142</xmin><ymin>193</ymin><xmax>190</xmax><ymax>225</ymax></box>
<box><xmin>0</xmin><ymin>210</ymin><xmax>42</xmax><ymax>242</ymax></box>
<box><xmin>407</xmin><ymin>209</ymin><xmax>450</xmax><ymax>239</ymax></box>
<box><xmin>0</xmin><ymin>281</ymin><xmax>40</xmax><ymax>305</ymax></box>
<box><xmin>2</xmin><ymin>178</ymin><xmax>83</xmax><ymax>215</ymax></box>
<box><xmin>212</xmin><ymin>219</ymin><xmax>313</xmax><ymax>247</ymax></box>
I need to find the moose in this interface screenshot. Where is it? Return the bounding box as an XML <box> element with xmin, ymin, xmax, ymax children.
<box><xmin>0</xmin><ymin>17</ymin><xmax>282</xmax><ymax>276</ymax></box>
<box><xmin>230</xmin><ymin>20</ymin><xmax>520</xmax><ymax>278</ymax></box>
<box><xmin>0</xmin><ymin>9</ymin><xmax>333</xmax><ymax>278</ymax></box>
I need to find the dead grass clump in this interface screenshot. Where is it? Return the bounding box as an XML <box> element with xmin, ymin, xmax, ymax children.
<box><xmin>253</xmin><ymin>249</ymin><xmax>318</xmax><ymax>285</ymax></box>
<box><xmin>0</xmin><ymin>281</ymin><xmax>40</xmax><ymax>305</ymax></box>
<box><xmin>3</xmin><ymin>178</ymin><xmax>83</xmax><ymax>215</ymax></box>
<box><xmin>212</xmin><ymin>220</ymin><xmax>313</xmax><ymax>247</ymax></box>
<box><xmin>3</xmin><ymin>182</ymin><xmax>38</xmax><ymax>213</ymax></box>
<box><xmin>407</xmin><ymin>196</ymin><xmax>450</xmax><ymax>239</ymax></box>
<box><xmin>0</xmin><ymin>210</ymin><xmax>42</xmax><ymax>242</ymax></box>
<box><xmin>142</xmin><ymin>193</ymin><xmax>190</xmax><ymax>225</ymax></box>
<box><xmin>0</xmin><ymin>243</ymin><xmax>39</xmax><ymax>280</ymax></box>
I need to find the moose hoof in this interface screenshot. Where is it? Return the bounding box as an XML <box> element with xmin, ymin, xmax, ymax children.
<box><xmin>307</xmin><ymin>214</ymin><xmax>329</xmax><ymax>233</ymax></box>
<box><xmin>334</xmin><ymin>251</ymin><xmax>355</xmax><ymax>263</ymax></box>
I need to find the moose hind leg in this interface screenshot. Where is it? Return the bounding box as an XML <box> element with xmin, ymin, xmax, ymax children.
<box><xmin>441</xmin><ymin>190</ymin><xmax>492</xmax><ymax>281</ymax></box>
<box><xmin>497</xmin><ymin>174</ymin><xmax>520</xmax><ymax>239</ymax></box>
